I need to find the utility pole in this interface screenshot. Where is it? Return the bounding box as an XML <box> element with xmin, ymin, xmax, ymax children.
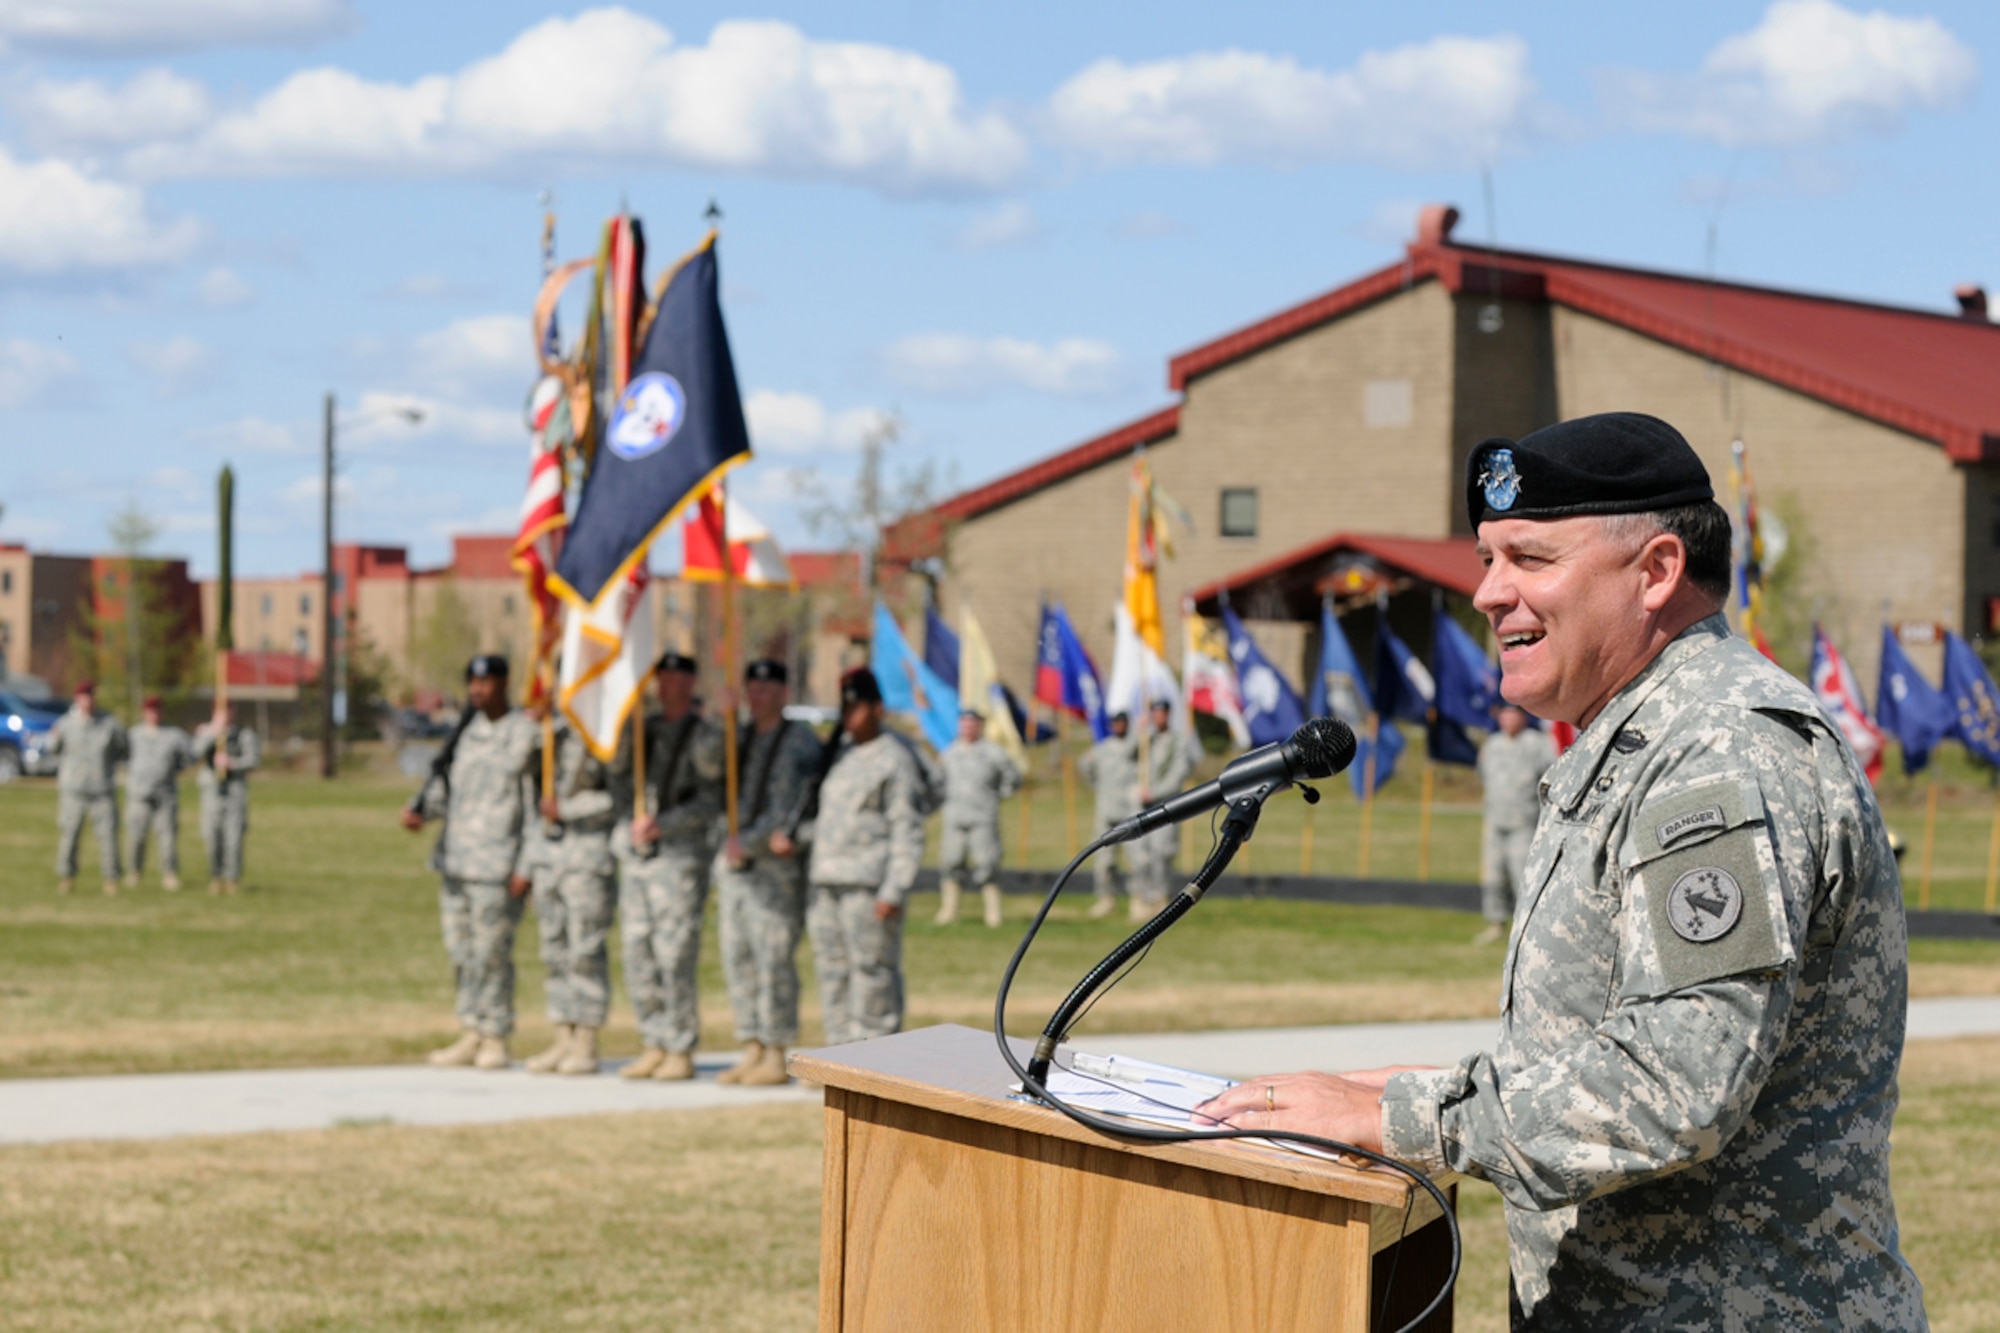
<box><xmin>321</xmin><ymin>391</ymin><xmax>336</xmax><ymax>779</ymax></box>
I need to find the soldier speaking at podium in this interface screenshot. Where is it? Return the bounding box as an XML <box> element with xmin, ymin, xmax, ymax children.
<box><xmin>1198</xmin><ymin>414</ymin><xmax>1926</xmax><ymax>1330</ymax></box>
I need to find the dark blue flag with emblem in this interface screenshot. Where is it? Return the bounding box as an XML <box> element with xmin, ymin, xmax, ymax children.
<box><xmin>1941</xmin><ymin>630</ymin><xmax>2000</xmax><ymax>767</ymax></box>
<box><xmin>1428</xmin><ymin>606</ymin><xmax>1497</xmax><ymax>766</ymax></box>
<box><xmin>1877</xmin><ymin>625</ymin><xmax>1954</xmax><ymax>774</ymax></box>
<box><xmin>1222</xmin><ymin>606</ymin><xmax>1306</xmax><ymax>747</ymax></box>
<box><xmin>924</xmin><ymin>603</ymin><xmax>961</xmax><ymax>690</ymax></box>
<box><xmin>1309</xmin><ymin>599</ymin><xmax>1400</xmax><ymax>797</ymax></box>
<box><xmin>553</xmin><ymin>233</ymin><xmax>751</xmax><ymax>609</ymax></box>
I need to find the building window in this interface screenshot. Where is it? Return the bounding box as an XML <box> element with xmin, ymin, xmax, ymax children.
<box><xmin>300</xmin><ymin>594</ymin><xmax>312</xmax><ymax>615</ymax></box>
<box><xmin>1363</xmin><ymin>378</ymin><xmax>1414</xmax><ymax>429</ymax></box>
<box><xmin>1220</xmin><ymin>488</ymin><xmax>1259</xmax><ymax>539</ymax></box>
<box><xmin>1</xmin><ymin>571</ymin><xmax>10</xmax><ymax>594</ymax></box>
<box><xmin>501</xmin><ymin>594</ymin><xmax>516</xmax><ymax>615</ymax></box>
<box><xmin>261</xmin><ymin>593</ymin><xmax>273</xmax><ymax>617</ymax></box>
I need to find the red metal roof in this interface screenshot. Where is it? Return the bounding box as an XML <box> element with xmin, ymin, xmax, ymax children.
<box><xmin>222</xmin><ymin>649</ymin><xmax>319</xmax><ymax>687</ymax></box>
<box><xmin>791</xmin><ymin>550</ymin><xmax>861</xmax><ymax>589</ymax></box>
<box><xmin>1187</xmin><ymin>533</ymin><xmax>1484</xmax><ymax>617</ymax></box>
<box><xmin>1169</xmin><ymin>236</ymin><xmax>2000</xmax><ymax>461</ymax></box>
<box><xmin>450</xmin><ymin>534</ymin><xmax>516</xmax><ymax>580</ymax></box>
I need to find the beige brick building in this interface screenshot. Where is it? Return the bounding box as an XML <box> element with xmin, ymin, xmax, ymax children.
<box><xmin>891</xmin><ymin>204</ymin><xmax>2000</xmax><ymax>694</ymax></box>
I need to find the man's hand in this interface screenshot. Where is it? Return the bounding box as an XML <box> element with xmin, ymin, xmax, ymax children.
<box><xmin>631</xmin><ymin>814</ymin><xmax>660</xmax><ymax>849</ymax></box>
<box><xmin>400</xmin><ymin>809</ymin><xmax>424</xmax><ymax>832</ymax></box>
<box><xmin>508</xmin><ymin>873</ymin><xmax>532</xmax><ymax>899</ymax></box>
<box><xmin>539</xmin><ymin>795</ymin><xmax>561</xmax><ymax>822</ymax></box>
<box><xmin>725</xmin><ymin>835</ymin><xmax>747</xmax><ymax>870</ymax></box>
<box><xmin>768</xmin><ymin>830</ymin><xmax>796</xmax><ymax>858</ymax></box>
<box><xmin>1192</xmin><ymin>1071</ymin><xmax>1396</xmax><ymax>1153</ymax></box>
<box><xmin>874</xmin><ymin>899</ymin><xmax>901</xmax><ymax>922</ymax></box>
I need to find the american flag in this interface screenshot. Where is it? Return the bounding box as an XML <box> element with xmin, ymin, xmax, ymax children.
<box><xmin>511</xmin><ymin>377</ymin><xmax>569</xmax><ymax>705</ymax></box>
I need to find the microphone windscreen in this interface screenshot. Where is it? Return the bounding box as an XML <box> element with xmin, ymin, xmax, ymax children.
<box><xmin>1291</xmin><ymin>717</ymin><xmax>1358</xmax><ymax>778</ymax></box>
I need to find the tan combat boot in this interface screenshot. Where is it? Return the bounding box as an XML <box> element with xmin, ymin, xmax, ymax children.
<box><xmin>472</xmin><ymin>1035</ymin><xmax>511</xmax><ymax>1070</ymax></box>
<box><xmin>620</xmin><ymin>1047</ymin><xmax>667</xmax><ymax>1080</ymax></box>
<box><xmin>981</xmin><ymin>884</ymin><xmax>1004</xmax><ymax>928</ymax></box>
<box><xmin>221</xmin><ymin>881</ymin><xmax>239</xmax><ymax>896</ymax></box>
<box><xmin>716</xmin><ymin>1041</ymin><xmax>764</xmax><ymax>1085</ymax></box>
<box><xmin>524</xmin><ymin>1024</ymin><xmax>574</xmax><ymax>1074</ymax></box>
<box><xmin>935</xmin><ymin>879</ymin><xmax>961</xmax><ymax>925</ymax></box>
<box><xmin>554</xmin><ymin>1026</ymin><xmax>599</xmax><ymax>1075</ymax></box>
<box><xmin>121</xmin><ymin>873</ymin><xmax>139</xmax><ymax>891</ymax></box>
<box><xmin>57</xmin><ymin>877</ymin><xmax>74</xmax><ymax>895</ymax></box>
<box><xmin>208</xmin><ymin>878</ymin><xmax>224</xmax><ymax>895</ymax></box>
<box><xmin>103</xmin><ymin>879</ymin><xmax>119</xmax><ymax>897</ymax></box>
<box><xmin>162</xmin><ymin>873</ymin><xmax>182</xmax><ymax>892</ymax></box>
<box><xmin>1088</xmin><ymin>895</ymin><xmax>1116</xmax><ymax>919</ymax></box>
<box><xmin>736</xmin><ymin>1044</ymin><xmax>790</xmax><ymax>1086</ymax></box>
<box><xmin>427</xmin><ymin>1031</ymin><xmax>481</xmax><ymax>1067</ymax></box>
<box><xmin>652</xmin><ymin>1050</ymin><xmax>696</xmax><ymax>1081</ymax></box>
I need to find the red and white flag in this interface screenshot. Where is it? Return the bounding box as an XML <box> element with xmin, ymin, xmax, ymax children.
<box><xmin>1182</xmin><ymin>613</ymin><xmax>1251</xmax><ymax>749</ymax></box>
<box><xmin>511</xmin><ymin>375</ymin><xmax>570</xmax><ymax>705</ymax></box>
<box><xmin>1811</xmin><ymin>623</ymin><xmax>1886</xmax><ymax>783</ymax></box>
<box><xmin>558</xmin><ymin>561</ymin><xmax>654</xmax><ymax>761</ymax></box>
<box><xmin>682</xmin><ymin>487</ymin><xmax>793</xmax><ymax>588</ymax></box>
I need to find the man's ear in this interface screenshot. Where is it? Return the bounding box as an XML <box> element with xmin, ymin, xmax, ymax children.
<box><xmin>1637</xmin><ymin>532</ymin><xmax>1689</xmax><ymax>613</ymax></box>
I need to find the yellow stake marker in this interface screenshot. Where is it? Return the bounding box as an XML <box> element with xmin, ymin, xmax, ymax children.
<box><xmin>1918</xmin><ymin>779</ymin><xmax>1939</xmax><ymax>912</ymax></box>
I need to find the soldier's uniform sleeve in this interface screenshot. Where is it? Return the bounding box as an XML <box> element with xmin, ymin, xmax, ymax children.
<box><xmin>1380</xmin><ymin>709</ymin><xmax>1818</xmax><ymax>1210</ymax></box>
<box><xmin>1076</xmin><ymin>744</ymin><xmax>1098</xmax><ymax>788</ymax></box>
<box><xmin>1159</xmin><ymin>733</ymin><xmax>1195</xmax><ymax>793</ymax></box>
<box><xmin>687</xmin><ymin>720</ymin><xmax>726</xmax><ymax>824</ymax></box>
<box><xmin>555</xmin><ymin>731</ymin><xmax>613</xmax><ymax>823</ymax></box>
<box><xmin>193</xmin><ymin>726</ymin><xmax>215</xmax><ymax>766</ymax></box>
<box><xmin>996</xmin><ymin>748</ymin><xmax>1024</xmax><ymax>800</ymax></box>
<box><xmin>235</xmin><ymin>729</ymin><xmax>261</xmax><ymax>774</ymax></box>
<box><xmin>46</xmin><ymin>716</ymin><xmax>66</xmax><ymax>756</ymax></box>
<box><xmin>742</xmin><ymin>723</ymin><xmax>823</xmax><ymax>846</ymax></box>
<box><xmin>110</xmin><ymin>719</ymin><xmax>130</xmax><ymax>766</ymax></box>
<box><xmin>879</xmin><ymin>747</ymin><xmax>926</xmax><ymax>908</ymax></box>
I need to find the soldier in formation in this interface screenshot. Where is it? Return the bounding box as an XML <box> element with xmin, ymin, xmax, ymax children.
<box><xmin>520</xmin><ymin>716</ymin><xmax>617</xmax><ymax>1077</ymax></box>
<box><xmin>1199</xmin><ymin>413</ymin><xmax>1925</xmax><ymax>1327</ymax></box>
<box><xmin>714</xmin><ymin>658</ymin><xmax>823</xmax><ymax>1087</ymax></box>
<box><xmin>194</xmin><ymin>700</ymin><xmax>260</xmax><ymax>895</ymax></box>
<box><xmin>1128</xmin><ymin>698</ymin><xmax>1194</xmax><ymax>918</ymax></box>
<box><xmin>806</xmin><ymin>668</ymin><xmax>926</xmax><ymax>1046</ymax></box>
<box><xmin>49</xmin><ymin>680</ymin><xmax>127</xmax><ymax>896</ymax></box>
<box><xmin>401</xmin><ymin>654</ymin><xmax>541</xmax><ymax>1071</ymax></box>
<box><xmin>123</xmin><ymin>694</ymin><xmax>190</xmax><ymax>891</ymax></box>
<box><xmin>1473</xmin><ymin>701</ymin><xmax>1557</xmax><ymax>945</ymax></box>
<box><xmin>935</xmin><ymin>709</ymin><xmax>1022</xmax><ymax>928</ymax></box>
<box><xmin>1076</xmin><ymin>710</ymin><xmax>1139</xmax><ymax>918</ymax></box>
<box><xmin>613</xmin><ymin>651</ymin><xmax>724</xmax><ymax>1082</ymax></box>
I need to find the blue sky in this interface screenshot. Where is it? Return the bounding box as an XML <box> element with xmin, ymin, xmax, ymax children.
<box><xmin>1</xmin><ymin>0</ymin><xmax>1994</xmax><ymax>579</ymax></box>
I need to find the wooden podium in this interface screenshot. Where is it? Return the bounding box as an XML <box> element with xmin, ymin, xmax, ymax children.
<box><xmin>791</xmin><ymin>1025</ymin><xmax>1456</xmax><ymax>1332</ymax></box>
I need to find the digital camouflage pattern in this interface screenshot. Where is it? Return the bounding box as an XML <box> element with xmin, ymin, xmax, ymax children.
<box><xmin>530</xmin><ymin>723</ymin><xmax>618</xmax><ymax>1028</ymax></box>
<box><xmin>1379</xmin><ymin>616</ymin><xmax>1926</xmax><ymax>1331</ymax></box>
<box><xmin>124</xmin><ymin>722</ymin><xmax>191</xmax><ymax>876</ymax></box>
<box><xmin>1478</xmin><ymin>727</ymin><xmax>1557</xmax><ymax>924</ymax></box>
<box><xmin>439</xmin><ymin>876</ymin><xmax>526</xmax><ymax>1037</ymax></box>
<box><xmin>613</xmin><ymin>712</ymin><xmax>725</xmax><ymax>1053</ymax></box>
<box><xmin>939</xmin><ymin>738</ymin><xmax>1023</xmax><ymax>887</ymax></box>
<box><xmin>196</xmin><ymin>723</ymin><xmax>261</xmax><ymax>883</ymax></box>
<box><xmin>807</xmin><ymin>882</ymin><xmax>903</xmax><ymax>1045</ymax></box>
<box><xmin>50</xmin><ymin>705</ymin><xmax>128</xmax><ymax>879</ymax></box>
<box><xmin>716</xmin><ymin>719</ymin><xmax>823</xmax><ymax>1048</ymax></box>
<box><xmin>1131</xmin><ymin>727</ymin><xmax>1195</xmax><ymax>907</ymax></box>
<box><xmin>1077</xmin><ymin>730</ymin><xmax>1141</xmax><ymax>903</ymax></box>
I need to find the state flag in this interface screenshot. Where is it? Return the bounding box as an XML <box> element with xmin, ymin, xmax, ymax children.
<box><xmin>1221</xmin><ymin>607</ymin><xmax>1305</xmax><ymax>747</ymax></box>
<box><xmin>681</xmin><ymin>488</ymin><xmax>792</xmax><ymax>588</ymax></box>
<box><xmin>1034</xmin><ymin>603</ymin><xmax>1108</xmax><ymax>740</ymax></box>
<box><xmin>872</xmin><ymin>602</ymin><xmax>959</xmax><ymax>751</ymax></box>
<box><xmin>1877</xmin><ymin>625</ymin><xmax>1954</xmax><ymax>774</ymax></box>
<box><xmin>1809</xmin><ymin>624</ymin><xmax>1883</xmax><ymax>783</ymax></box>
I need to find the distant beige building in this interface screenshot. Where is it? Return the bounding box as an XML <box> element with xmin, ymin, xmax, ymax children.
<box><xmin>889</xmin><ymin>204</ymin><xmax>2000</xmax><ymax>693</ymax></box>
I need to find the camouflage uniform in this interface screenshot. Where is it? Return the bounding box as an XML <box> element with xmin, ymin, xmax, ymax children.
<box><xmin>49</xmin><ymin>706</ymin><xmax>128</xmax><ymax>879</ymax></box>
<box><xmin>529</xmin><ymin>724</ymin><xmax>617</xmax><ymax>1029</ymax></box>
<box><xmin>938</xmin><ymin>738</ymin><xmax>1022</xmax><ymax>887</ymax></box>
<box><xmin>715</xmin><ymin>719</ymin><xmax>823</xmax><ymax>1048</ymax></box>
<box><xmin>124</xmin><ymin>722</ymin><xmax>191</xmax><ymax>877</ymax></box>
<box><xmin>1379</xmin><ymin>616</ymin><xmax>1927</xmax><ymax>1330</ymax></box>
<box><xmin>1130</xmin><ymin>728</ymin><xmax>1195</xmax><ymax>908</ymax></box>
<box><xmin>194</xmin><ymin>723</ymin><xmax>261</xmax><ymax>884</ymax></box>
<box><xmin>613</xmin><ymin>712</ymin><xmax>724</xmax><ymax>1054</ymax></box>
<box><xmin>806</xmin><ymin>733</ymin><xmax>926</xmax><ymax>1045</ymax></box>
<box><xmin>416</xmin><ymin>709</ymin><xmax>541</xmax><ymax>1038</ymax></box>
<box><xmin>1076</xmin><ymin>730</ymin><xmax>1140</xmax><ymax>905</ymax></box>
<box><xmin>1477</xmin><ymin>725</ymin><xmax>1558</xmax><ymax>925</ymax></box>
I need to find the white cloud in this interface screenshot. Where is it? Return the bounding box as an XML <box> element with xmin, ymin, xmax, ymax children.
<box><xmin>125</xmin><ymin>10</ymin><xmax>1028</xmax><ymax>195</ymax></box>
<box><xmin>954</xmin><ymin>200</ymin><xmax>1042</xmax><ymax>251</ymax></box>
<box><xmin>1044</xmin><ymin>34</ymin><xmax>1544</xmax><ymax>170</ymax></box>
<box><xmin>0</xmin><ymin>147</ymin><xmax>200</xmax><ymax>276</ymax></box>
<box><xmin>127</xmin><ymin>334</ymin><xmax>218</xmax><ymax>394</ymax></box>
<box><xmin>0</xmin><ymin>337</ymin><xmax>80</xmax><ymax>408</ymax></box>
<box><xmin>197</xmin><ymin>265</ymin><xmax>254</xmax><ymax>306</ymax></box>
<box><xmin>881</xmin><ymin>333</ymin><xmax>1122</xmax><ymax>398</ymax></box>
<box><xmin>1605</xmin><ymin>0</ymin><xmax>1978</xmax><ymax>146</ymax></box>
<box><xmin>411</xmin><ymin>313</ymin><xmax>532</xmax><ymax>394</ymax></box>
<box><xmin>190</xmin><ymin>415</ymin><xmax>301</xmax><ymax>454</ymax></box>
<box><xmin>744</xmin><ymin>389</ymin><xmax>887</xmax><ymax>455</ymax></box>
<box><xmin>1110</xmin><ymin>209</ymin><xmax>1190</xmax><ymax>240</ymax></box>
<box><xmin>11</xmin><ymin>69</ymin><xmax>211</xmax><ymax>149</ymax></box>
<box><xmin>0</xmin><ymin>0</ymin><xmax>354</xmax><ymax>56</ymax></box>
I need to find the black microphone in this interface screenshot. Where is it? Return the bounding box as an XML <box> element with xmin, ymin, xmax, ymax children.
<box><xmin>1103</xmin><ymin>717</ymin><xmax>1357</xmax><ymax>844</ymax></box>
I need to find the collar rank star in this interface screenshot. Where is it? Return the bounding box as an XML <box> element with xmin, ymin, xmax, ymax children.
<box><xmin>1481</xmin><ymin>448</ymin><xmax>1521</xmax><ymax>512</ymax></box>
<box><xmin>1666</xmin><ymin>866</ymin><xmax>1743</xmax><ymax>942</ymax></box>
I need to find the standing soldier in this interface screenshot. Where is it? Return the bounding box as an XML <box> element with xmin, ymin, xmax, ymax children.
<box><xmin>194</xmin><ymin>700</ymin><xmax>260</xmax><ymax>895</ymax></box>
<box><xmin>1075</xmin><ymin>711</ymin><xmax>1139</xmax><ymax>918</ymax></box>
<box><xmin>806</xmin><ymin>668</ymin><xmax>925</xmax><ymax>1045</ymax></box>
<box><xmin>1473</xmin><ymin>702</ymin><xmax>1557</xmax><ymax>944</ymax></box>
<box><xmin>520</xmin><ymin>716</ymin><xmax>618</xmax><ymax>1076</ymax></box>
<box><xmin>49</xmin><ymin>680</ymin><xmax>128</xmax><ymax>896</ymax></box>
<box><xmin>1128</xmin><ymin>698</ymin><xmax>1195</xmax><ymax>918</ymax></box>
<box><xmin>400</xmin><ymin>655</ymin><xmax>541</xmax><ymax>1070</ymax></box>
<box><xmin>123</xmin><ymin>695</ymin><xmax>191</xmax><ymax>891</ymax></box>
<box><xmin>714</xmin><ymin>659</ymin><xmax>823</xmax><ymax>1087</ymax></box>
<box><xmin>613</xmin><ymin>652</ymin><xmax>724</xmax><ymax>1082</ymax></box>
<box><xmin>936</xmin><ymin>710</ymin><xmax>1023</xmax><ymax>928</ymax></box>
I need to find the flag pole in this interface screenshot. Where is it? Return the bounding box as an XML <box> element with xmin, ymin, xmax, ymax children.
<box><xmin>1357</xmin><ymin>715</ymin><xmax>1381</xmax><ymax>877</ymax></box>
<box><xmin>1417</xmin><ymin>758</ymin><xmax>1436</xmax><ymax>881</ymax></box>
<box><xmin>1059</xmin><ymin>710</ymin><xmax>1077</xmax><ymax>857</ymax></box>
<box><xmin>1918</xmin><ymin>776</ymin><xmax>1938</xmax><ymax>911</ymax></box>
<box><xmin>1983</xmin><ymin>791</ymin><xmax>2000</xmax><ymax>916</ymax></box>
<box><xmin>1017</xmin><ymin>702</ymin><xmax>1035</xmax><ymax>864</ymax></box>
<box><xmin>631</xmin><ymin>683</ymin><xmax>647</xmax><ymax>827</ymax></box>
<box><xmin>719</xmin><ymin>485</ymin><xmax>741</xmax><ymax>842</ymax></box>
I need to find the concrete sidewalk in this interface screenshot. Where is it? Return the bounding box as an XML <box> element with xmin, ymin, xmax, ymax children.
<box><xmin>3</xmin><ymin>996</ymin><xmax>1996</xmax><ymax>1147</ymax></box>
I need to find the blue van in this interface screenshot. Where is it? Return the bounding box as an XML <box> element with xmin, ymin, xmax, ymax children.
<box><xmin>0</xmin><ymin>689</ymin><xmax>60</xmax><ymax>782</ymax></box>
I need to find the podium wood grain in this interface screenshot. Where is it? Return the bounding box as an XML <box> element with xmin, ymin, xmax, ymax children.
<box><xmin>793</xmin><ymin>1024</ymin><xmax>1455</xmax><ymax>1333</ymax></box>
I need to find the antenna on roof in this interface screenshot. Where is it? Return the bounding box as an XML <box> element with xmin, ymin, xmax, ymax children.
<box><xmin>1477</xmin><ymin>168</ymin><xmax>1503</xmax><ymax>335</ymax></box>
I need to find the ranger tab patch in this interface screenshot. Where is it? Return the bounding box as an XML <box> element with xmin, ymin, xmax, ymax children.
<box><xmin>1666</xmin><ymin>866</ymin><xmax>1743</xmax><ymax>942</ymax></box>
<box><xmin>1657</xmin><ymin>804</ymin><xmax>1726</xmax><ymax>848</ymax></box>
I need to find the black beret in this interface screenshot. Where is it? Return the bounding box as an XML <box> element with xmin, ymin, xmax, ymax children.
<box><xmin>1467</xmin><ymin>413</ymin><xmax>1713</xmax><ymax>530</ymax></box>
<box><xmin>655</xmin><ymin>651</ymin><xmax>697</xmax><ymax>675</ymax></box>
<box><xmin>1148</xmin><ymin>697</ymin><xmax>1173</xmax><ymax>712</ymax></box>
<box><xmin>744</xmin><ymin>658</ymin><xmax>787</xmax><ymax>684</ymax></box>
<box><xmin>958</xmin><ymin>707</ymin><xmax>984</xmax><ymax>720</ymax></box>
<box><xmin>840</xmin><ymin>667</ymin><xmax>883</xmax><ymax>707</ymax></box>
<box><xmin>465</xmin><ymin>654</ymin><xmax>510</xmax><ymax>680</ymax></box>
